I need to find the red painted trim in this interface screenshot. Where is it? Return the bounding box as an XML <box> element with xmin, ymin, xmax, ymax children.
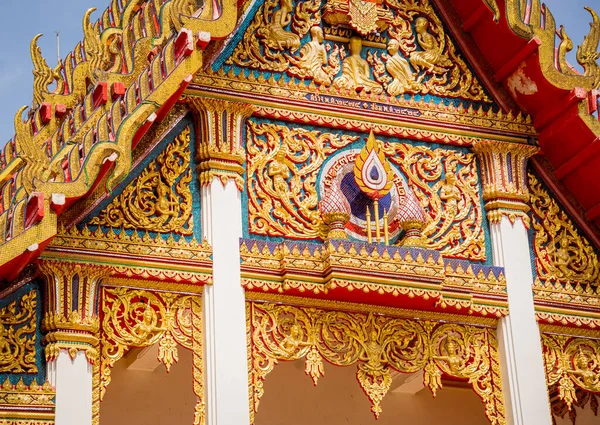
<box><xmin>555</xmin><ymin>136</ymin><xmax>600</xmax><ymax>180</ymax></box>
<box><xmin>494</xmin><ymin>38</ymin><xmax>541</xmax><ymax>82</ymax></box>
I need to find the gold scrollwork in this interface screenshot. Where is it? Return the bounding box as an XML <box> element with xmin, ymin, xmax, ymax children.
<box><xmin>97</xmin><ymin>287</ymin><xmax>204</xmax><ymax>424</ymax></box>
<box><xmin>0</xmin><ymin>289</ymin><xmax>37</xmax><ymax>374</ymax></box>
<box><xmin>248</xmin><ymin>301</ymin><xmax>505</xmax><ymax>424</ymax></box>
<box><xmin>383</xmin><ymin>143</ymin><xmax>484</xmax><ymax>260</ymax></box>
<box><xmin>90</xmin><ymin>127</ymin><xmax>193</xmax><ymax>234</ymax></box>
<box><xmin>529</xmin><ymin>172</ymin><xmax>600</xmax><ymax>288</ymax></box>
<box><xmin>227</xmin><ymin>0</ymin><xmax>321</xmax><ymax>72</ymax></box>
<box><xmin>227</xmin><ymin>0</ymin><xmax>489</xmax><ymax>102</ymax></box>
<box><xmin>246</xmin><ymin>121</ymin><xmax>357</xmax><ymax>239</ymax></box>
<box><xmin>246</xmin><ymin>122</ymin><xmax>484</xmax><ymax>260</ymax></box>
<box><xmin>543</xmin><ymin>333</ymin><xmax>600</xmax><ymax>409</ymax></box>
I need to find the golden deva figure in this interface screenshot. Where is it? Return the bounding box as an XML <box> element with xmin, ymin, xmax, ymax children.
<box><xmin>268</xmin><ymin>148</ymin><xmax>291</xmax><ymax>194</ymax></box>
<box><xmin>265</xmin><ymin>0</ymin><xmax>301</xmax><ymax>52</ymax></box>
<box><xmin>409</xmin><ymin>17</ymin><xmax>452</xmax><ymax>74</ymax></box>
<box><xmin>295</xmin><ymin>26</ymin><xmax>331</xmax><ymax>85</ymax></box>
<box><xmin>333</xmin><ymin>36</ymin><xmax>382</xmax><ymax>94</ymax></box>
<box><xmin>385</xmin><ymin>39</ymin><xmax>420</xmax><ymax>96</ymax></box>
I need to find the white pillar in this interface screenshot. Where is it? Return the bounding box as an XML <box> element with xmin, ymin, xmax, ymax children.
<box><xmin>50</xmin><ymin>351</ymin><xmax>93</xmax><ymax>425</ymax></box>
<box><xmin>492</xmin><ymin>217</ymin><xmax>552</xmax><ymax>425</ymax></box>
<box><xmin>202</xmin><ymin>178</ymin><xmax>250</xmax><ymax>425</ymax></box>
<box><xmin>473</xmin><ymin>141</ymin><xmax>551</xmax><ymax>425</ymax></box>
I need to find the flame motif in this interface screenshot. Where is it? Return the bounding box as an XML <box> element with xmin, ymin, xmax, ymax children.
<box><xmin>353</xmin><ymin>131</ymin><xmax>394</xmax><ymax>199</ymax></box>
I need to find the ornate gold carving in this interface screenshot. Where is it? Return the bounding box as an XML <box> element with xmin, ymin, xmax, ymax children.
<box><xmin>95</xmin><ymin>287</ymin><xmax>203</xmax><ymax>425</ymax></box>
<box><xmin>288</xmin><ymin>26</ymin><xmax>340</xmax><ymax>85</ymax></box>
<box><xmin>187</xmin><ymin>97</ymin><xmax>255</xmax><ymax>191</ymax></box>
<box><xmin>89</xmin><ymin>127</ymin><xmax>193</xmax><ymax>234</ymax></box>
<box><xmin>228</xmin><ymin>0</ymin><xmax>490</xmax><ymax>101</ymax></box>
<box><xmin>0</xmin><ymin>0</ymin><xmax>240</xmax><ymax>272</ymax></box>
<box><xmin>383</xmin><ymin>143</ymin><xmax>484</xmax><ymax>259</ymax></box>
<box><xmin>384</xmin><ymin>39</ymin><xmax>421</xmax><ymax>96</ymax></box>
<box><xmin>529</xmin><ymin>173</ymin><xmax>600</xmax><ymax>309</ymax></box>
<box><xmin>323</xmin><ymin>0</ymin><xmax>393</xmax><ymax>35</ymax></box>
<box><xmin>247</xmin><ymin>121</ymin><xmax>484</xmax><ymax>260</ymax></box>
<box><xmin>473</xmin><ymin>141</ymin><xmax>539</xmax><ymax>227</ymax></box>
<box><xmin>576</xmin><ymin>7</ymin><xmax>600</xmax><ymax>88</ymax></box>
<box><xmin>246</xmin><ymin>121</ymin><xmax>357</xmax><ymax>239</ymax></box>
<box><xmin>543</xmin><ymin>333</ymin><xmax>600</xmax><ymax>409</ymax></box>
<box><xmin>248</xmin><ymin>301</ymin><xmax>506</xmax><ymax>423</ymax></box>
<box><xmin>0</xmin><ymin>378</ymin><xmax>55</xmax><ymax>424</ymax></box>
<box><xmin>0</xmin><ymin>290</ymin><xmax>37</xmax><ymax>373</ymax></box>
<box><xmin>98</xmin><ymin>288</ymin><xmax>203</xmax><ymax>418</ymax></box>
<box><xmin>240</xmin><ymin>239</ymin><xmax>507</xmax><ymax>316</ymax></box>
<box><xmin>192</xmin><ymin>72</ymin><xmax>535</xmax><ymax>139</ymax></box>
<box><xmin>47</xmin><ymin>224</ymin><xmax>213</xmax><ymax>285</ymax></box>
<box><xmin>227</xmin><ymin>0</ymin><xmax>320</xmax><ymax>72</ymax></box>
<box><xmin>38</xmin><ymin>260</ymin><xmax>109</xmax><ymax>364</ymax></box>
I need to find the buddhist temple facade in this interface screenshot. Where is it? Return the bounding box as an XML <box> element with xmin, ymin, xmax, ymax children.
<box><xmin>1</xmin><ymin>0</ymin><xmax>600</xmax><ymax>424</ymax></box>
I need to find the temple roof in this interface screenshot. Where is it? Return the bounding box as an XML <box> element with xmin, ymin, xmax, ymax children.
<box><xmin>0</xmin><ymin>0</ymin><xmax>599</xmax><ymax>281</ymax></box>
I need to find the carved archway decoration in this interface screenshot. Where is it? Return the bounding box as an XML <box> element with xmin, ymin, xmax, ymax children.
<box><xmin>248</xmin><ymin>301</ymin><xmax>505</xmax><ymax>424</ymax></box>
<box><xmin>94</xmin><ymin>287</ymin><xmax>204</xmax><ymax>425</ymax></box>
<box><xmin>543</xmin><ymin>333</ymin><xmax>600</xmax><ymax>410</ymax></box>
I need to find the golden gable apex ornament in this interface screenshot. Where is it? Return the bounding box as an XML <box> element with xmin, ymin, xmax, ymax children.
<box><xmin>323</xmin><ymin>0</ymin><xmax>393</xmax><ymax>36</ymax></box>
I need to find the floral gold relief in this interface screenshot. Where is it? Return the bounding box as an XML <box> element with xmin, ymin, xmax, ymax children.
<box><xmin>89</xmin><ymin>127</ymin><xmax>193</xmax><ymax>235</ymax></box>
<box><xmin>543</xmin><ymin>333</ymin><xmax>600</xmax><ymax>410</ymax></box>
<box><xmin>529</xmin><ymin>173</ymin><xmax>600</xmax><ymax>289</ymax></box>
<box><xmin>248</xmin><ymin>301</ymin><xmax>505</xmax><ymax>424</ymax></box>
<box><xmin>382</xmin><ymin>143</ymin><xmax>484</xmax><ymax>260</ymax></box>
<box><xmin>246</xmin><ymin>121</ymin><xmax>357</xmax><ymax>239</ymax></box>
<box><xmin>0</xmin><ymin>290</ymin><xmax>37</xmax><ymax>374</ymax></box>
<box><xmin>246</xmin><ymin>121</ymin><xmax>484</xmax><ymax>260</ymax></box>
<box><xmin>97</xmin><ymin>287</ymin><xmax>204</xmax><ymax>425</ymax></box>
<box><xmin>227</xmin><ymin>0</ymin><xmax>490</xmax><ymax>102</ymax></box>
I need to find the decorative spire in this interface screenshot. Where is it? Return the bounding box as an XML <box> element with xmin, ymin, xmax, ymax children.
<box><xmin>320</xmin><ymin>183</ymin><xmax>350</xmax><ymax>240</ymax></box>
<box><xmin>396</xmin><ymin>185</ymin><xmax>427</xmax><ymax>247</ymax></box>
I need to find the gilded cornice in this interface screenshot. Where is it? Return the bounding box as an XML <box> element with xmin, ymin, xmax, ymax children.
<box><xmin>190</xmin><ymin>72</ymin><xmax>535</xmax><ymax>144</ymax></box>
<box><xmin>45</xmin><ymin>225</ymin><xmax>212</xmax><ymax>285</ymax></box>
<box><xmin>0</xmin><ymin>379</ymin><xmax>54</xmax><ymax>424</ymax></box>
<box><xmin>240</xmin><ymin>238</ymin><xmax>507</xmax><ymax>317</ymax></box>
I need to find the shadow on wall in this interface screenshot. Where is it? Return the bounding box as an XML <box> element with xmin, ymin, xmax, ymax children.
<box><xmin>100</xmin><ymin>344</ymin><xmax>195</xmax><ymax>425</ymax></box>
<box><xmin>256</xmin><ymin>359</ymin><xmax>489</xmax><ymax>425</ymax></box>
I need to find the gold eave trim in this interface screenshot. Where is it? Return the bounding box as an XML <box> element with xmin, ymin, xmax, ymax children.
<box><xmin>246</xmin><ymin>291</ymin><xmax>499</xmax><ymax>326</ymax></box>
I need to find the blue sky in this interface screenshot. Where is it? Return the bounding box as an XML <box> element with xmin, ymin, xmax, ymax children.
<box><xmin>0</xmin><ymin>0</ymin><xmax>594</xmax><ymax>146</ymax></box>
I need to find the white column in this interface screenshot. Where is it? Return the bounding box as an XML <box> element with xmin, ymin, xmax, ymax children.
<box><xmin>50</xmin><ymin>351</ymin><xmax>93</xmax><ymax>425</ymax></box>
<box><xmin>202</xmin><ymin>178</ymin><xmax>250</xmax><ymax>425</ymax></box>
<box><xmin>492</xmin><ymin>217</ymin><xmax>552</xmax><ymax>425</ymax></box>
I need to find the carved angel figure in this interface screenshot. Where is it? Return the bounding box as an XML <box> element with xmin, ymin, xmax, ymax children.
<box><xmin>268</xmin><ymin>147</ymin><xmax>292</xmax><ymax>194</ymax></box>
<box><xmin>264</xmin><ymin>0</ymin><xmax>301</xmax><ymax>52</ymax></box>
<box><xmin>434</xmin><ymin>338</ymin><xmax>465</xmax><ymax>373</ymax></box>
<box><xmin>570</xmin><ymin>350</ymin><xmax>600</xmax><ymax>389</ymax></box>
<box><xmin>385</xmin><ymin>39</ymin><xmax>420</xmax><ymax>96</ymax></box>
<box><xmin>333</xmin><ymin>36</ymin><xmax>382</xmax><ymax>93</ymax></box>
<box><xmin>409</xmin><ymin>17</ymin><xmax>452</xmax><ymax>74</ymax></box>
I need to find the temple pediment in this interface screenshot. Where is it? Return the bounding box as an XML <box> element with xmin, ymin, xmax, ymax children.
<box><xmin>210</xmin><ymin>0</ymin><xmax>495</xmax><ymax>109</ymax></box>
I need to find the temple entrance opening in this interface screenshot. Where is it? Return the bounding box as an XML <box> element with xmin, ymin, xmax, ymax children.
<box><xmin>100</xmin><ymin>343</ymin><xmax>196</xmax><ymax>425</ymax></box>
<box><xmin>255</xmin><ymin>359</ymin><xmax>490</xmax><ymax>425</ymax></box>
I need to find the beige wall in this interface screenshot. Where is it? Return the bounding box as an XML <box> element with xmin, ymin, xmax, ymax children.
<box><xmin>100</xmin><ymin>346</ymin><xmax>196</xmax><ymax>425</ymax></box>
<box><xmin>555</xmin><ymin>404</ymin><xmax>600</xmax><ymax>425</ymax></box>
<box><xmin>256</xmin><ymin>359</ymin><xmax>491</xmax><ymax>425</ymax></box>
